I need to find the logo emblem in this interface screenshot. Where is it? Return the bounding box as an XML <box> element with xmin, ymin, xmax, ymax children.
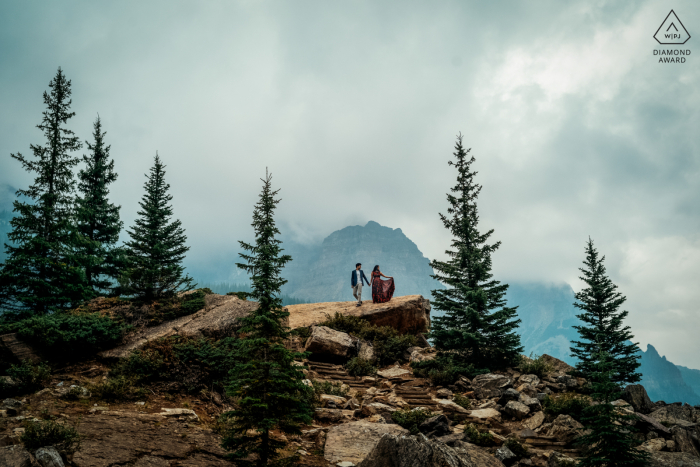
<box><xmin>654</xmin><ymin>10</ymin><xmax>691</xmax><ymax>44</ymax></box>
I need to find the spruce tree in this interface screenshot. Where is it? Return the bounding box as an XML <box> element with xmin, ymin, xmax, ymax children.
<box><xmin>0</xmin><ymin>68</ymin><xmax>90</xmax><ymax>315</ymax></box>
<box><xmin>75</xmin><ymin>116</ymin><xmax>123</xmax><ymax>295</ymax></box>
<box><xmin>429</xmin><ymin>134</ymin><xmax>522</xmax><ymax>371</ymax></box>
<box><xmin>570</xmin><ymin>238</ymin><xmax>641</xmax><ymax>385</ymax></box>
<box><xmin>577</xmin><ymin>352</ymin><xmax>649</xmax><ymax>467</ymax></box>
<box><xmin>120</xmin><ymin>154</ymin><xmax>193</xmax><ymax>299</ymax></box>
<box><xmin>221</xmin><ymin>171</ymin><xmax>313</xmax><ymax>467</ymax></box>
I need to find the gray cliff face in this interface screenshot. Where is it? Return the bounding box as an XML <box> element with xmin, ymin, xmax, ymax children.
<box><xmin>281</xmin><ymin>221</ymin><xmax>443</xmax><ymax>303</ymax></box>
<box><xmin>640</xmin><ymin>345</ymin><xmax>700</xmax><ymax>405</ymax></box>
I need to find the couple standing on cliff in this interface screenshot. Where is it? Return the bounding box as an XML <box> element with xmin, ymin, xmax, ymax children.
<box><xmin>351</xmin><ymin>263</ymin><xmax>395</xmax><ymax>307</ymax></box>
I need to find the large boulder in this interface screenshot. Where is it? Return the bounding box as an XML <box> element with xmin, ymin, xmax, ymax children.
<box><xmin>503</xmin><ymin>401</ymin><xmax>530</xmax><ymax>420</ymax></box>
<box><xmin>0</xmin><ymin>445</ymin><xmax>36</xmax><ymax>467</ymax></box>
<box><xmin>623</xmin><ymin>384</ymin><xmax>655</xmax><ymax>414</ymax></box>
<box><xmin>670</xmin><ymin>426</ymin><xmax>700</xmax><ymax>457</ymax></box>
<box><xmin>324</xmin><ymin>421</ymin><xmax>409</xmax><ymax>465</ymax></box>
<box><xmin>419</xmin><ymin>414</ymin><xmax>451</xmax><ymax>438</ymax></box>
<box><xmin>356</xmin><ymin>433</ymin><xmax>477</xmax><ymax>467</ymax></box>
<box><xmin>460</xmin><ymin>442</ymin><xmax>505</xmax><ymax>467</ymax></box>
<box><xmin>287</xmin><ymin>295</ymin><xmax>431</xmax><ymax>334</ymax></box>
<box><xmin>100</xmin><ymin>294</ymin><xmax>258</xmax><ymax>359</ymax></box>
<box><xmin>472</xmin><ymin>374</ymin><xmax>512</xmax><ymax>399</ymax></box>
<box><xmin>523</xmin><ymin>411</ymin><xmax>545</xmax><ymax>430</ymax></box>
<box><xmin>546</xmin><ymin>414</ymin><xmax>584</xmax><ymax>443</ymax></box>
<box><xmin>35</xmin><ymin>447</ymin><xmax>64</xmax><ymax>467</ymax></box>
<box><xmin>649</xmin><ymin>452</ymin><xmax>700</xmax><ymax>467</ymax></box>
<box><xmin>304</xmin><ymin>326</ymin><xmax>357</xmax><ymax>359</ymax></box>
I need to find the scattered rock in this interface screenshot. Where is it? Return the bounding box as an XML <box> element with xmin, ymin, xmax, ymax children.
<box><xmin>649</xmin><ymin>404</ymin><xmax>697</xmax><ymax>427</ymax></box>
<box><xmin>460</xmin><ymin>442</ymin><xmax>506</xmax><ymax>467</ymax></box>
<box><xmin>324</xmin><ymin>421</ymin><xmax>409</xmax><ymax>465</ymax></box>
<box><xmin>436</xmin><ymin>388</ymin><xmax>453</xmax><ymax>399</ymax></box>
<box><xmin>358</xmin><ymin>341</ymin><xmax>375</xmax><ymax>361</ymax></box>
<box><xmin>546</xmin><ymin>414</ymin><xmax>584</xmax><ymax>443</ymax></box>
<box><xmin>548</xmin><ymin>451</ymin><xmax>577</xmax><ymax>467</ymax></box>
<box><xmin>635</xmin><ymin>412</ymin><xmax>671</xmax><ymax>435</ymax></box>
<box><xmin>419</xmin><ymin>415</ymin><xmax>451</xmax><ymax>438</ymax></box>
<box><xmin>376</xmin><ymin>366</ymin><xmax>410</xmax><ymax>379</ymax></box>
<box><xmin>35</xmin><ymin>446</ymin><xmax>64</xmax><ymax>467</ymax></box>
<box><xmin>436</xmin><ymin>399</ymin><xmax>469</xmax><ymax>414</ymax></box>
<box><xmin>356</xmin><ymin>433</ymin><xmax>474</xmax><ymax>467</ymax></box>
<box><xmin>670</xmin><ymin>426</ymin><xmax>700</xmax><ymax>457</ymax></box>
<box><xmin>518</xmin><ymin>375</ymin><xmax>540</xmax><ymax>386</ymax></box>
<box><xmin>321</xmin><ymin>394</ymin><xmax>348</xmax><ymax>408</ymax></box>
<box><xmin>472</xmin><ymin>374</ymin><xmax>512</xmax><ymax>399</ymax></box>
<box><xmin>436</xmin><ymin>433</ymin><xmax>466</xmax><ymax>447</ymax></box>
<box><xmin>648</xmin><ymin>451</ymin><xmax>700</xmax><ymax>467</ymax></box>
<box><xmin>159</xmin><ymin>408</ymin><xmax>199</xmax><ymax>421</ymax></box>
<box><xmin>519</xmin><ymin>395</ymin><xmax>541</xmax><ymax>412</ymax></box>
<box><xmin>503</xmin><ymin>401</ymin><xmax>530</xmax><ymax>420</ymax></box>
<box><xmin>638</xmin><ymin>438</ymin><xmax>666</xmax><ymax>452</ymax></box>
<box><xmin>556</xmin><ymin>375</ymin><xmax>578</xmax><ymax>389</ymax></box>
<box><xmin>469</xmin><ymin>408</ymin><xmax>502</xmax><ymax>422</ymax></box>
<box><xmin>522</xmin><ymin>411</ymin><xmax>545</xmax><ymax>431</ymax></box>
<box><xmin>316</xmin><ymin>408</ymin><xmax>355</xmax><ymax>422</ymax></box>
<box><xmin>0</xmin><ymin>445</ymin><xmax>35</xmax><ymax>467</ymax></box>
<box><xmin>495</xmin><ymin>445</ymin><xmax>517</xmax><ymax>465</ymax></box>
<box><xmin>361</xmin><ymin>403</ymin><xmax>396</xmax><ymax>417</ymax></box>
<box><xmin>623</xmin><ymin>384</ymin><xmax>655</xmax><ymax>414</ymax></box>
<box><xmin>305</xmin><ymin>326</ymin><xmax>357</xmax><ymax>359</ymax></box>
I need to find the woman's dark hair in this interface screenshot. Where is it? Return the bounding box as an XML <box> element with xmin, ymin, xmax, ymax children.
<box><xmin>373</xmin><ymin>265</ymin><xmax>380</xmax><ymax>272</ymax></box>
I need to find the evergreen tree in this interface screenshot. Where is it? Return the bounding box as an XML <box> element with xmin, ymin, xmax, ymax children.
<box><xmin>120</xmin><ymin>154</ymin><xmax>193</xmax><ymax>299</ymax></box>
<box><xmin>577</xmin><ymin>352</ymin><xmax>649</xmax><ymax>467</ymax></box>
<box><xmin>221</xmin><ymin>171</ymin><xmax>313</xmax><ymax>467</ymax></box>
<box><xmin>0</xmin><ymin>68</ymin><xmax>90</xmax><ymax>315</ymax></box>
<box><xmin>429</xmin><ymin>134</ymin><xmax>522</xmax><ymax>371</ymax></box>
<box><xmin>571</xmin><ymin>238</ymin><xmax>641</xmax><ymax>385</ymax></box>
<box><xmin>75</xmin><ymin>116</ymin><xmax>123</xmax><ymax>295</ymax></box>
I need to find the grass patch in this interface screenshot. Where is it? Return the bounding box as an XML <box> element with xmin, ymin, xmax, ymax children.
<box><xmin>0</xmin><ymin>360</ymin><xmax>51</xmax><ymax>397</ymax></box>
<box><xmin>345</xmin><ymin>357</ymin><xmax>376</xmax><ymax>377</ymax></box>
<box><xmin>464</xmin><ymin>423</ymin><xmax>495</xmax><ymax>446</ymax></box>
<box><xmin>518</xmin><ymin>353</ymin><xmax>554</xmax><ymax>379</ymax></box>
<box><xmin>410</xmin><ymin>354</ymin><xmax>486</xmax><ymax>386</ymax></box>
<box><xmin>311</xmin><ymin>380</ymin><xmax>348</xmax><ymax>398</ymax></box>
<box><xmin>392</xmin><ymin>408</ymin><xmax>436</xmax><ymax>435</ymax></box>
<box><xmin>543</xmin><ymin>393</ymin><xmax>590</xmax><ymax>421</ymax></box>
<box><xmin>453</xmin><ymin>394</ymin><xmax>472</xmax><ymax>410</ymax></box>
<box><xmin>88</xmin><ymin>375</ymin><xmax>147</xmax><ymax>401</ymax></box>
<box><xmin>504</xmin><ymin>437</ymin><xmax>529</xmax><ymax>459</ymax></box>
<box><xmin>21</xmin><ymin>419</ymin><xmax>81</xmax><ymax>455</ymax></box>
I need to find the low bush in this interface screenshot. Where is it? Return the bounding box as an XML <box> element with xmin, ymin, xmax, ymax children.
<box><xmin>14</xmin><ymin>313</ymin><xmax>126</xmax><ymax>360</ymax></box>
<box><xmin>290</xmin><ymin>326</ymin><xmax>311</xmax><ymax>339</ymax></box>
<box><xmin>410</xmin><ymin>354</ymin><xmax>486</xmax><ymax>386</ymax></box>
<box><xmin>21</xmin><ymin>419</ymin><xmax>81</xmax><ymax>455</ymax></box>
<box><xmin>0</xmin><ymin>360</ymin><xmax>51</xmax><ymax>397</ymax></box>
<box><xmin>464</xmin><ymin>423</ymin><xmax>495</xmax><ymax>446</ymax></box>
<box><xmin>543</xmin><ymin>393</ymin><xmax>590</xmax><ymax>421</ymax></box>
<box><xmin>89</xmin><ymin>375</ymin><xmax>146</xmax><ymax>401</ymax></box>
<box><xmin>319</xmin><ymin>313</ymin><xmax>417</xmax><ymax>365</ymax></box>
<box><xmin>518</xmin><ymin>353</ymin><xmax>554</xmax><ymax>379</ymax></box>
<box><xmin>311</xmin><ymin>380</ymin><xmax>348</xmax><ymax>398</ymax></box>
<box><xmin>453</xmin><ymin>394</ymin><xmax>472</xmax><ymax>410</ymax></box>
<box><xmin>504</xmin><ymin>437</ymin><xmax>529</xmax><ymax>459</ymax></box>
<box><xmin>345</xmin><ymin>357</ymin><xmax>376</xmax><ymax>377</ymax></box>
<box><xmin>392</xmin><ymin>408</ymin><xmax>435</xmax><ymax>435</ymax></box>
<box><xmin>226</xmin><ymin>291</ymin><xmax>251</xmax><ymax>301</ymax></box>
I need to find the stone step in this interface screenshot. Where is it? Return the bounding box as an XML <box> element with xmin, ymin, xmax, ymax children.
<box><xmin>314</xmin><ymin>369</ymin><xmax>352</xmax><ymax>376</ymax></box>
<box><xmin>0</xmin><ymin>333</ymin><xmax>42</xmax><ymax>363</ymax></box>
<box><xmin>523</xmin><ymin>439</ymin><xmax>568</xmax><ymax>447</ymax></box>
<box><xmin>396</xmin><ymin>393</ymin><xmax>433</xmax><ymax>399</ymax></box>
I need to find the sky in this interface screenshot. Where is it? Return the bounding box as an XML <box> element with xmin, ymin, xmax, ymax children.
<box><xmin>1</xmin><ymin>1</ymin><xmax>699</xmax><ymax>366</ymax></box>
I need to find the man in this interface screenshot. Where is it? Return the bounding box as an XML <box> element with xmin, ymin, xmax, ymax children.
<box><xmin>351</xmin><ymin>263</ymin><xmax>370</xmax><ymax>307</ymax></box>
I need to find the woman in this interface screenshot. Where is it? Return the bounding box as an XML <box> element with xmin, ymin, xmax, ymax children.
<box><xmin>370</xmin><ymin>265</ymin><xmax>395</xmax><ymax>303</ymax></box>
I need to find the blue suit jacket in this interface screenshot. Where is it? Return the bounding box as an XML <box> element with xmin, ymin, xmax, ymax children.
<box><xmin>351</xmin><ymin>269</ymin><xmax>370</xmax><ymax>287</ymax></box>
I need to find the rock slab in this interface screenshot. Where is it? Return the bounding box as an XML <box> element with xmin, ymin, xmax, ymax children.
<box><xmin>357</xmin><ymin>434</ymin><xmax>476</xmax><ymax>467</ymax></box>
<box><xmin>324</xmin><ymin>421</ymin><xmax>409</xmax><ymax>465</ymax></box>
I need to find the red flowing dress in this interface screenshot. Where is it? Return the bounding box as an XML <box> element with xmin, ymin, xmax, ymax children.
<box><xmin>371</xmin><ymin>271</ymin><xmax>395</xmax><ymax>303</ymax></box>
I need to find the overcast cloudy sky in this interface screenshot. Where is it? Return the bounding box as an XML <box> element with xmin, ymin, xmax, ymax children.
<box><xmin>1</xmin><ymin>1</ymin><xmax>698</xmax><ymax>366</ymax></box>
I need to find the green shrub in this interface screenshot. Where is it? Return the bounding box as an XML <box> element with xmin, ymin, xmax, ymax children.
<box><xmin>392</xmin><ymin>408</ymin><xmax>435</xmax><ymax>435</ymax></box>
<box><xmin>346</xmin><ymin>357</ymin><xmax>376</xmax><ymax>377</ymax></box>
<box><xmin>175</xmin><ymin>290</ymin><xmax>207</xmax><ymax>318</ymax></box>
<box><xmin>543</xmin><ymin>393</ymin><xmax>590</xmax><ymax>421</ymax></box>
<box><xmin>21</xmin><ymin>419</ymin><xmax>81</xmax><ymax>455</ymax></box>
<box><xmin>0</xmin><ymin>360</ymin><xmax>51</xmax><ymax>396</ymax></box>
<box><xmin>504</xmin><ymin>437</ymin><xmax>529</xmax><ymax>459</ymax></box>
<box><xmin>410</xmin><ymin>354</ymin><xmax>486</xmax><ymax>386</ymax></box>
<box><xmin>311</xmin><ymin>380</ymin><xmax>348</xmax><ymax>398</ymax></box>
<box><xmin>464</xmin><ymin>423</ymin><xmax>495</xmax><ymax>446</ymax></box>
<box><xmin>518</xmin><ymin>353</ymin><xmax>554</xmax><ymax>379</ymax></box>
<box><xmin>89</xmin><ymin>375</ymin><xmax>146</xmax><ymax>401</ymax></box>
<box><xmin>453</xmin><ymin>394</ymin><xmax>472</xmax><ymax>410</ymax></box>
<box><xmin>15</xmin><ymin>313</ymin><xmax>126</xmax><ymax>359</ymax></box>
<box><xmin>226</xmin><ymin>291</ymin><xmax>251</xmax><ymax>300</ymax></box>
<box><xmin>319</xmin><ymin>313</ymin><xmax>416</xmax><ymax>365</ymax></box>
<box><xmin>290</xmin><ymin>327</ymin><xmax>311</xmax><ymax>339</ymax></box>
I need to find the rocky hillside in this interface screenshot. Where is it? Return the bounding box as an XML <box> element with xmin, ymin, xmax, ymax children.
<box><xmin>3</xmin><ymin>292</ymin><xmax>700</xmax><ymax>467</ymax></box>
<box><xmin>281</xmin><ymin>221</ymin><xmax>444</xmax><ymax>303</ymax></box>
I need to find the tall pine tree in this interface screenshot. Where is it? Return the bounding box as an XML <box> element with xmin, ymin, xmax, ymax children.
<box><xmin>120</xmin><ymin>154</ymin><xmax>193</xmax><ymax>299</ymax></box>
<box><xmin>430</xmin><ymin>134</ymin><xmax>522</xmax><ymax>371</ymax></box>
<box><xmin>221</xmin><ymin>171</ymin><xmax>313</xmax><ymax>467</ymax></box>
<box><xmin>75</xmin><ymin>116</ymin><xmax>123</xmax><ymax>295</ymax></box>
<box><xmin>570</xmin><ymin>238</ymin><xmax>641</xmax><ymax>385</ymax></box>
<box><xmin>0</xmin><ymin>68</ymin><xmax>90</xmax><ymax>315</ymax></box>
<box><xmin>577</xmin><ymin>351</ymin><xmax>649</xmax><ymax>467</ymax></box>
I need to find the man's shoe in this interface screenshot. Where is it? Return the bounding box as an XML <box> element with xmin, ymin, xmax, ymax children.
<box><xmin>356</xmin><ymin>302</ymin><xmax>361</xmax><ymax>307</ymax></box>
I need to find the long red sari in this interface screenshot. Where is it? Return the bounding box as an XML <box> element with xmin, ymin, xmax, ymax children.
<box><xmin>371</xmin><ymin>271</ymin><xmax>395</xmax><ymax>303</ymax></box>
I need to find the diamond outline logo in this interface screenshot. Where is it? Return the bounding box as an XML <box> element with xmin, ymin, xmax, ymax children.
<box><xmin>654</xmin><ymin>10</ymin><xmax>691</xmax><ymax>45</ymax></box>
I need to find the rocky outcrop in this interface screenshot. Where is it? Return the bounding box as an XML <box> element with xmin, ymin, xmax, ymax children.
<box><xmin>287</xmin><ymin>294</ymin><xmax>431</xmax><ymax>335</ymax></box>
<box><xmin>324</xmin><ymin>421</ymin><xmax>409</xmax><ymax>465</ymax></box>
<box><xmin>623</xmin><ymin>384</ymin><xmax>655</xmax><ymax>414</ymax></box>
<box><xmin>99</xmin><ymin>294</ymin><xmax>258</xmax><ymax>359</ymax></box>
<box><xmin>304</xmin><ymin>326</ymin><xmax>357</xmax><ymax>359</ymax></box>
<box><xmin>357</xmin><ymin>433</ymin><xmax>476</xmax><ymax>467</ymax></box>
<box><xmin>649</xmin><ymin>451</ymin><xmax>700</xmax><ymax>467</ymax></box>
<box><xmin>72</xmin><ymin>410</ymin><xmax>230</xmax><ymax>467</ymax></box>
<box><xmin>0</xmin><ymin>445</ymin><xmax>36</xmax><ymax>467</ymax></box>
